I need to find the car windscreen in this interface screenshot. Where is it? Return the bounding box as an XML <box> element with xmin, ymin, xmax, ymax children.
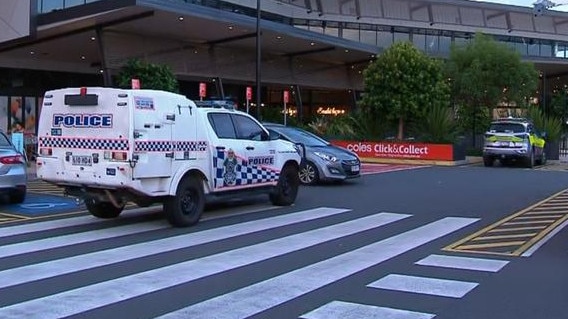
<box><xmin>272</xmin><ymin>127</ymin><xmax>330</xmax><ymax>147</ymax></box>
<box><xmin>488</xmin><ymin>123</ymin><xmax>526</xmax><ymax>134</ymax></box>
<box><xmin>0</xmin><ymin>133</ymin><xmax>12</xmax><ymax>147</ymax></box>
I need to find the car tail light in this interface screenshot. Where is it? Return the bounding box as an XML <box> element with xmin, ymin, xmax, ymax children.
<box><xmin>0</xmin><ymin>155</ymin><xmax>24</xmax><ymax>164</ymax></box>
<box><xmin>39</xmin><ymin>148</ymin><xmax>53</xmax><ymax>156</ymax></box>
<box><xmin>112</xmin><ymin>151</ymin><xmax>127</xmax><ymax>161</ymax></box>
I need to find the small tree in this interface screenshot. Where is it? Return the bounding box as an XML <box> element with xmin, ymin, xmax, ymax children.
<box><xmin>115</xmin><ymin>58</ymin><xmax>179</xmax><ymax>93</ymax></box>
<box><xmin>446</xmin><ymin>33</ymin><xmax>539</xmax><ymax>142</ymax></box>
<box><xmin>361</xmin><ymin>41</ymin><xmax>450</xmax><ymax>140</ymax></box>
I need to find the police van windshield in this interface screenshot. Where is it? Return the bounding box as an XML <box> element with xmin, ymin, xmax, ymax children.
<box><xmin>489</xmin><ymin>123</ymin><xmax>526</xmax><ymax>134</ymax></box>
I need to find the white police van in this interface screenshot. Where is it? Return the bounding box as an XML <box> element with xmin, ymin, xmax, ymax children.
<box><xmin>36</xmin><ymin>87</ymin><xmax>301</xmax><ymax>227</ymax></box>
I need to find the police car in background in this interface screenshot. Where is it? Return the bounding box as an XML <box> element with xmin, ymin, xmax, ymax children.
<box><xmin>36</xmin><ymin>87</ymin><xmax>302</xmax><ymax>227</ymax></box>
<box><xmin>482</xmin><ymin>117</ymin><xmax>547</xmax><ymax>168</ymax></box>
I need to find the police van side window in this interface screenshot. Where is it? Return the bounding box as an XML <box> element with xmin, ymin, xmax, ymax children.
<box><xmin>208</xmin><ymin>113</ymin><xmax>237</xmax><ymax>139</ymax></box>
<box><xmin>232</xmin><ymin>114</ymin><xmax>264</xmax><ymax>141</ymax></box>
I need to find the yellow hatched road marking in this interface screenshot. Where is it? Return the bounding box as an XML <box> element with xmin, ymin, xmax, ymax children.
<box><xmin>503</xmin><ymin>220</ymin><xmax>556</xmax><ymax>225</ymax></box>
<box><xmin>472</xmin><ymin>233</ymin><xmax>537</xmax><ymax>241</ymax></box>
<box><xmin>536</xmin><ymin>204</ymin><xmax>568</xmax><ymax>208</ymax></box>
<box><xmin>515</xmin><ymin>215</ymin><xmax>564</xmax><ymax>220</ymax></box>
<box><xmin>442</xmin><ymin>188</ymin><xmax>568</xmax><ymax>255</ymax></box>
<box><xmin>488</xmin><ymin>226</ymin><xmax>547</xmax><ymax>232</ymax></box>
<box><xmin>456</xmin><ymin>241</ymin><xmax>526</xmax><ymax>250</ymax></box>
<box><xmin>526</xmin><ymin>210</ymin><xmax>568</xmax><ymax>215</ymax></box>
<box><xmin>511</xmin><ymin>214</ymin><xmax>568</xmax><ymax>256</ymax></box>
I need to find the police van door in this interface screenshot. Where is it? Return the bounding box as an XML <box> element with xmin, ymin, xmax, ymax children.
<box><xmin>232</xmin><ymin>114</ymin><xmax>278</xmax><ymax>187</ymax></box>
<box><xmin>132</xmin><ymin>96</ymin><xmax>173</xmax><ymax>178</ymax></box>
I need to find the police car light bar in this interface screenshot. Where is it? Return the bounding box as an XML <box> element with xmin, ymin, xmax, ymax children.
<box><xmin>194</xmin><ymin>100</ymin><xmax>236</xmax><ymax>110</ymax></box>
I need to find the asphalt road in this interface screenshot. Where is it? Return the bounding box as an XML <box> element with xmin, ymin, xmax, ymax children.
<box><xmin>0</xmin><ymin>165</ymin><xmax>567</xmax><ymax>319</ymax></box>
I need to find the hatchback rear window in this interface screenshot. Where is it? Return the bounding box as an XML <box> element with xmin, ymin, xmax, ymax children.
<box><xmin>0</xmin><ymin>133</ymin><xmax>12</xmax><ymax>147</ymax></box>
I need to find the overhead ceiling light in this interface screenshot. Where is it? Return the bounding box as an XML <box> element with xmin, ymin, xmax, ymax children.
<box><xmin>178</xmin><ymin>16</ymin><xmax>184</xmax><ymax>21</ymax></box>
<box><xmin>310</xmin><ymin>42</ymin><xmax>315</xmax><ymax>46</ymax></box>
<box><xmin>228</xmin><ymin>26</ymin><xmax>234</xmax><ymax>30</ymax></box>
<box><xmin>90</xmin><ymin>36</ymin><xmax>96</xmax><ymax>41</ymax></box>
<box><xmin>80</xmin><ymin>55</ymin><xmax>86</xmax><ymax>60</ymax></box>
<box><xmin>30</xmin><ymin>51</ymin><xmax>35</xmax><ymax>55</ymax></box>
<box><xmin>345</xmin><ymin>49</ymin><xmax>350</xmax><ymax>53</ymax></box>
<box><xmin>276</xmin><ymin>36</ymin><xmax>282</xmax><ymax>40</ymax></box>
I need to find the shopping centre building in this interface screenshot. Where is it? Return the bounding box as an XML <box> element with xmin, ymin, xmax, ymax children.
<box><xmin>2</xmin><ymin>0</ymin><xmax>568</xmax><ymax>146</ymax></box>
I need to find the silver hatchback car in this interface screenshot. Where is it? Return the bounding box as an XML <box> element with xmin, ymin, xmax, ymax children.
<box><xmin>0</xmin><ymin>131</ymin><xmax>27</xmax><ymax>204</ymax></box>
<box><xmin>264</xmin><ymin>123</ymin><xmax>361</xmax><ymax>185</ymax></box>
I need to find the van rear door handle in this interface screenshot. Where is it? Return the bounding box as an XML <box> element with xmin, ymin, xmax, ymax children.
<box><xmin>246</xmin><ymin>146</ymin><xmax>254</xmax><ymax>150</ymax></box>
<box><xmin>216</xmin><ymin>146</ymin><xmax>225</xmax><ymax>150</ymax></box>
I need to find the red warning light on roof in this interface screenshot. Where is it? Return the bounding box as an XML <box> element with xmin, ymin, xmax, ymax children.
<box><xmin>80</xmin><ymin>87</ymin><xmax>87</xmax><ymax>96</ymax></box>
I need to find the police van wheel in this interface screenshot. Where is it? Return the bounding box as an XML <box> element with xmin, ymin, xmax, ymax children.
<box><xmin>270</xmin><ymin>165</ymin><xmax>300</xmax><ymax>206</ymax></box>
<box><xmin>85</xmin><ymin>200</ymin><xmax>124</xmax><ymax>219</ymax></box>
<box><xmin>483</xmin><ymin>156</ymin><xmax>494</xmax><ymax>167</ymax></box>
<box><xmin>164</xmin><ymin>176</ymin><xmax>205</xmax><ymax>227</ymax></box>
<box><xmin>525</xmin><ymin>149</ymin><xmax>535</xmax><ymax>168</ymax></box>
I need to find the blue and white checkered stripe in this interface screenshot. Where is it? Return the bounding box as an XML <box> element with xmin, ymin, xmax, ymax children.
<box><xmin>176</xmin><ymin>141</ymin><xmax>208</xmax><ymax>152</ymax></box>
<box><xmin>135</xmin><ymin>141</ymin><xmax>172</xmax><ymax>152</ymax></box>
<box><xmin>39</xmin><ymin>137</ymin><xmax>129</xmax><ymax>151</ymax></box>
<box><xmin>213</xmin><ymin>149</ymin><xmax>279</xmax><ymax>188</ymax></box>
<box><xmin>134</xmin><ymin>141</ymin><xmax>208</xmax><ymax>152</ymax></box>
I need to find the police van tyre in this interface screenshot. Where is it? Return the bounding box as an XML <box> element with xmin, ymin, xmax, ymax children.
<box><xmin>164</xmin><ymin>175</ymin><xmax>205</xmax><ymax>227</ymax></box>
<box><xmin>270</xmin><ymin>164</ymin><xmax>300</xmax><ymax>206</ymax></box>
<box><xmin>536</xmin><ymin>148</ymin><xmax>547</xmax><ymax>166</ymax></box>
<box><xmin>525</xmin><ymin>148</ymin><xmax>535</xmax><ymax>168</ymax></box>
<box><xmin>299</xmin><ymin>161</ymin><xmax>319</xmax><ymax>185</ymax></box>
<box><xmin>85</xmin><ymin>199</ymin><xmax>124</xmax><ymax>219</ymax></box>
<box><xmin>10</xmin><ymin>189</ymin><xmax>26</xmax><ymax>204</ymax></box>
<box><xmin>483</xmin><ymin>156</ymin><xmax>494</xmax><ymax>167</ymax></box>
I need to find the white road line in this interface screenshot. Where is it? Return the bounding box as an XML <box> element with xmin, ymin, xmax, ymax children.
<box><xmin>0</xmin><ymin>207</ymin><xmax>350</xmax><ymax>289</ymax></box>
<box><xmin>0</xmin><ymin>207</ymin><xmax>160</xmax><ymax>239</ymax></box>
<box><xmin>368</xmin><ymin>274</ymin><xmax>478</xmax><ymax>298</ymax></box>
<box><xmin>0</xmin><ymin>212</ymin><xmax>411</xmax><ymax>319</ymax></box>
<box><xmin>415</xmin><ymin>254</ymin><xmax>509</xmax><ymax>272</ymax></box>
<box><xmin>0</xmin><ymin>222</ymin><xmax>168</xmax><ymax>259</ymax></box>
<box><xmin>158</xmin><ymin>217</ymin><xmax>478</xmax><ymax>319</ymax></box>
<box><xmin>522</xmin><ymin>218</ymin><xmax>568</xmax><ymax>257</ymax></box>
<box><xmin>300</xmin><ymin>301</ymin><xmax>435</xmax><ymax>319</ymax></box>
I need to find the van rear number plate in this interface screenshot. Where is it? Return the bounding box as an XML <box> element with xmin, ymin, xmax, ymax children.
<box><xmin>72</xmin><ymin>155</ymin><xmax>92</xmax><ymax>166</ymax></box>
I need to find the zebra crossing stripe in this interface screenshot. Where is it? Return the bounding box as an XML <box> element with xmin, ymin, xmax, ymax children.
<box><xmin>0</xmin><ymin>207</ymin><xmax>350</xmax><ymax>290</ymax></box>
<box><xmin>300</xmin><ymin>301</ymin><xmax>435</xmax><ymax>319</ymax></box>
<box><xmin>368</xmin><ymin>274</ymin><xmax>478</xmax><ymax>298</ymax></box>
<box><xmin>0</xmin><ymin>221</ymin><xmax>167</xmax><ymax>259</ymax></box>
<box><xmin>0</xmin><ymin>207</ymin><xmax>159</xmax><ymax>239</ymax></box>
<box><xmin>415</xmin><ymin>254</ymin><xmax>509</xmax><ymax>272</ymax></box>
<box><xmin>0</xmin><ymin>212</ymin><xmax>411</xmax><ymax>319</ymax></box>
<box><xmin>157</xmin><ymin>217</ymin><xmax>478</xmax><ymax>319</ymax></box>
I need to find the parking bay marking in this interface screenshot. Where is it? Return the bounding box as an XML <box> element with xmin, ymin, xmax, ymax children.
<box><xmin>443</xmin><ymin>188</ymin><xmax>568</xmax><ymax>257</ymax></box>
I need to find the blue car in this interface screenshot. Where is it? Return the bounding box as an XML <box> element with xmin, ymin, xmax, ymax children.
<box><xmin>264</xmin><ymin>123</ymin><xmax>361</xmax><ymax>185</ymax></box>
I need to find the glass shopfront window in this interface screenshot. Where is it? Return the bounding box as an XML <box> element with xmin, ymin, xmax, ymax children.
<box><xmin>377</xmin><ymin>31</ymin><xmax>393</xmax><ymax>49</ymax></box>
<box><xmin>38</xmin><ymin>0</ymin><xmax>102</xmax><ymax>13</ymax></box>
<box><xmin>413</xmin><ymin>32</ymin><xmax>426</xmax><ymax>51</ymax></box>
<box><xmin>541</xmin><ymin>43</ymin><xmax>553</xmax><ymax>57</ymax></box>
<box><xmin>439</xmin><ymin>35</ymin><xmax>452</xmax><ymax>54</ymax></box>
<box><xmin>342</xmin><ymin>27</ymin><xmax>360</xmax><ymax>42</ymax></box>
<box><xmin>426</xmin><ymin>33</ymin><xmax>439</xmax><ymax>53</ymax></box>
<box><xmin>360</xmin><ymin>27</ymin><xmax>377</xmax><ymax>46</ymax></box>
<box><xmin>393</xmin><ymin>31</ymin><xmax>409</xmax><ymax>43</ymax></box>
<box><xmin>528</xmin><ymin>41</ymin><xmax>540</xmax><ymax>56</ymax></box>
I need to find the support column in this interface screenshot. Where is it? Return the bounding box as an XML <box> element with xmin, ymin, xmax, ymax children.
<box><xmin>96</xmin><ymin>27</ymin><xmax>112</xmax><ymax>87</ymax></box>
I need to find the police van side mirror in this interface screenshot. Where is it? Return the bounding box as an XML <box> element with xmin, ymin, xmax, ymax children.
<box><xmin>268</xmin><ymin>131</ymin><xmax>280</xmax><ymax>141</ymax></box>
